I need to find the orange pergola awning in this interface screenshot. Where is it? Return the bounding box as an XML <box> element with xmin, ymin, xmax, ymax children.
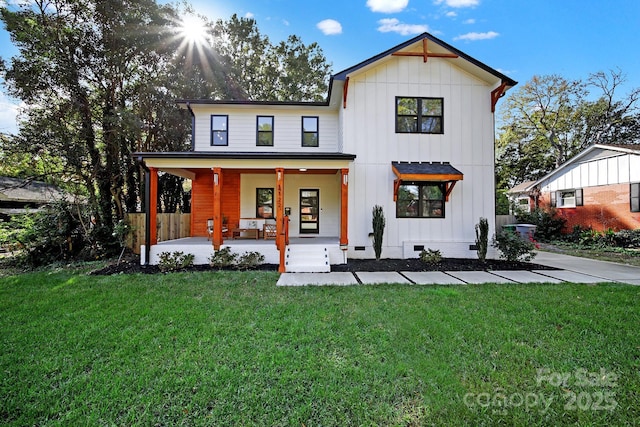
<box><xmin>392</xmin><ymin>161</ymin><xmax>464</xmax><ymax>202</ymax></box>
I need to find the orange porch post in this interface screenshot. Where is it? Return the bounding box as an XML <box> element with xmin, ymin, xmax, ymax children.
<box><xmin>149</xmin><ymin>167</ymin><xmax>158</xmax><ymax>245</ymax></box>
<box><xmin>275</xmin><ymin>168</ymin><xmax>286</xmax><ymax>272</ymax></box>
<box><xmin>340</xmin><ymin>168</ymin><xmax>349</xmax><ymax>248</ymax></box>
<box><xmin>212</xmin><ymin>167</ymin><xmax>223</xmax><ymax>249</ymax></box>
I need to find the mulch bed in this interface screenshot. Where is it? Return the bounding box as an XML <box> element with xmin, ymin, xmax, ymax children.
<box><xmin>90</xmin><ymin>256</ymin><xmax>557</xmax><ymax>275</ymax></box>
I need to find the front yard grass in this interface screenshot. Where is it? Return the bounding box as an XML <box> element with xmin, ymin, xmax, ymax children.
<box><xmin>1</xmin><ymin>268</ymin><xmax>639</xmax><ymax>425</ymax></box>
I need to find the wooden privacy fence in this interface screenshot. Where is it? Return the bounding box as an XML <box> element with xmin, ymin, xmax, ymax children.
<box><xmin>495</xmin><ymin>215</ymin><xmax>517</xmax><ymax>232</ymax></box>
<box><xmin>125</xmin><ymin>213</ymin><xmax>191</xmax><ymax>254</ymax></box>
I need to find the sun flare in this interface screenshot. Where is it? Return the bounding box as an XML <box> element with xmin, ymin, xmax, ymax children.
<box><xmin>179</xmin><ymin>14</ymin><xmax>209</xmax><ymax>46</ymax></box>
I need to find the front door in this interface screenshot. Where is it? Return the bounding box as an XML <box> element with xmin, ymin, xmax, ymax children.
<box><xmin>299</xmin><ymin>189</ymin><xmax>319</xmax><ymax>234</ymax></box>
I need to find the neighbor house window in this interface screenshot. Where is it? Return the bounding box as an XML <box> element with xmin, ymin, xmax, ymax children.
<box><xmin>553</xmin><ymin>189</ymin><xmax>583</xmax><ymax>208</ymax></box>
<box><xmin>256</xmin><ymin>188</ymin><xmax>274</xmax><ymax>219</ymax></box>
<box><xmin>302</xmin><ymin>116</ymin><xmax>319</xmax><ymax>147</ymax></box>
<box><xmin>211</xmin><ymin>115</ymin><xmax>228</xmax><ymax>146</ymax></box>
<box><xmin>396</xmin><ymin>97</ymin><xmax>443</xmax><ymax>134</ymax></box>
<box><xmin>257</xmin><ymin>116</ymin><xmax>274</xmax><ymax>146</ymax></box>
<box><xmin>396</xmin><ymin>182</ymin><xmax>445</xmax><ymax>218</ymax></box>
<box><xmin>631</xmin><ymin>183</ymin><xmax>640</xmax><ymax>212</ymax></box>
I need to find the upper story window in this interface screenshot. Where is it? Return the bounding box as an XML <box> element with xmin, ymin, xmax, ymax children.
<box><xmin>257</xmin><ymin>116</ymin><xmax>274</xmax><ymax>146</ymax></box>
<box><xmin>631</xmin><ymin>183</ymin><xmax>640</xmax><ymax>212</ymax></box>
<box><xmin>551</xmin><ymin>189</ymin><xmax>583</xmax><ymax>208</ymax></box>
<box><xmin>396</xmin><ymin>182</ymin><xmax>445</xmax><ymax>218</ymax></box>
<box><xmin>396</xmin><ymin>97</ymin><xmax>443</xmax><ymax>134</ymax></box>
<box><xmin>211</xmin><ymin>115</ymin><xmax>228</xmax><ymax>146</ymax></box>
<box><xmin>302</xmin><ymin>116</ymin><xmax>319</xmax><ymax>147</ymax></box>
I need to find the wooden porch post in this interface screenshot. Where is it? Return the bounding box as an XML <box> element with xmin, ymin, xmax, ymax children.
<box><xmin>340</xmin><ymin>168</ymin><xmax>349</xmax><ymax>248</ymax></box>
<box><xmin>275</xmin><ymin>168</ymin><xmax>286</xmax><ymax>272</ymax></box>
<box><xmin>212</xmin><ymin>167</ymin><xmax>223</xmax><ymax>250</ymax></box>
<box><xmin>149</xmin><ymin>167</ymin><xmax>158</xmax><ymax>245</ymax></box>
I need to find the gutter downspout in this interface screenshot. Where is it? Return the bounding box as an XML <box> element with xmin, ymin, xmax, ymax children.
<box><xmin>138</xmin><ymin>157</ymin><xmax>151</xmax><ymax>266</ymax></box>
<box><xmin>186</xmin><ymin>101</ymin><xmax>195</xmax><ymax>151</ymax></box>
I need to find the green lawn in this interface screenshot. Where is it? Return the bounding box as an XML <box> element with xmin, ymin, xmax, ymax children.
<box><xmin>1</xmin><ymin>268</ymin><xmax>639</xmax><ymax>426</ymax></box>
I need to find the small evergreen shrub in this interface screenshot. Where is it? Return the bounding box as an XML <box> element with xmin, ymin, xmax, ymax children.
<box><xmin>209</xmin><ymin>247</ymin><xmax>238</xmax><ymax>269</ymax></box>
<box><xmin>614</xmin><ymin>229</ymin><xmax>640</xmax><ymax>248</ymax></box>
<box><xmin>372</xmin><ymin>205</ymin><xmax>385</xmax><ymax>260</ymax></box>
<box><xmin>492</xmin><ymin>230</ymin><xmax>537</xmax><ymax>262</ymax></box>
<box><xmin>236</xmin><ymin>251</ymin><xmax>265</xmax><ymax>270</ymax></box>
<box><xmin>419</xmin><ymin>248</ymin><xmax>442</xmax><ymax>265</ymax></box>
<box><xmin>158</xmin><ymin>251</ymin><xmax>195</xmax><ymax>272</ymax></box>
<box><xmin>475</xmin><ymin>217</ymin><xmax>489</xmax><ymax>262</ymax></box>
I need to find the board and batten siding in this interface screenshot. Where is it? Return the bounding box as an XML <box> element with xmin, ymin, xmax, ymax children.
<box><xmin>541</xmin><ymin>152</ymin><xmax>640</xmax><ymax>191</ymax></box>
<box><xmin>341</xmin><ymin>56</ymin><xmax>498</xmax><ymax>258</ymax></box>
<box><xmin>190</xmin><ymin>106</ymin><xmax>339</xmax><ymax>152</ymax></box>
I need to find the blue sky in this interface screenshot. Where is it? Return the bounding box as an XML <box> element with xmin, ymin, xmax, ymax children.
<box><xmin>1</xmin><ymin>0</ymin><xmax>639</xmax><ymax>134</ymax></box>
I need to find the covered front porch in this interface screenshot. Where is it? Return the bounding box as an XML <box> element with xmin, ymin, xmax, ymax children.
<box><xmin>135</xmin><ymin>152</ymin><xmax>355</xmax><ymax>272</ymax></box>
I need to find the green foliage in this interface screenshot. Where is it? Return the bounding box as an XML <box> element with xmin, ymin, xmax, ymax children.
<box><xmin>209</xmin><ymin>248</ymin><xmax>265</xmax><ymax>270</ymax></box>
<box><xmin>209</xmin><ymin>247</ymin><xmax>238</xmax><ymax>269</ymax></box>
<box><xmin>475</xmin><ymin>217</ymin><xmax>489</xmax><ymax>262</ymax></box>
<box><xmin>613</xmin><ymin>229</ymin><xmax>640</xmax><ymax>248</ymax></box>
<box><xmin>157</xmin><ymin>251</ymin><xmax>195</xmax><ymax>272</ymax></box>
<box><xmin>236</xmin><ymin>251</ymin><xmax>266</xmax><ymax>271</ymax></box>
<box><xmin>419</xmin><ymin>248</ymin><xmax>442</xmax><ymax>265</ymax></box>
<box><xmin>0</xmin><ymin>199</ymin><xmax>91</xmax><ymax>266</ymax></box>
<box><xmin>492</xmin><ymin>230</ymin><xmax>537</xmax><ymax>262</ymax></box>
<box><xmin>515</xmin><ymin>208</ymin><xmax>566</xmax><ymax>241</ymax></box>
<box><xmin>372</xmin><ymin>205</ymin><xmax>385</xmax><ymax>260</ymax></box>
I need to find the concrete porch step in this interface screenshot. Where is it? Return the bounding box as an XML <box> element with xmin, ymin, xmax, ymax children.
<box><xmin>285</xmin><ymin>245</ymin><xmax>330</xmax><ymax>273</ymax></box>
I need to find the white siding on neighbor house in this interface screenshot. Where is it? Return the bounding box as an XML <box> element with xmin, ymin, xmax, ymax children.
<box><xmin>240</xmin><ymin>172</ymin><xmax>341</xmax><ymax>238</ymax></box>
<box><xmin>541</xmin><ymin>153</ymin><xmax>640</xmax><ymax>191</ymax></box>
<box><xmin>341</xmin><ymin>56</ymin><xmax>497</xmax><ymax>258</ymax></box>
<box><xmin>189</xmin><ymin>105</ymin><xmax>339</xmax><ymax>152</ymax></box>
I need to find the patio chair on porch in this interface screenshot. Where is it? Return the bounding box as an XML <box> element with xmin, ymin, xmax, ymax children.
<box><xmin>207</xmin><ymin>218</ymin><xmax>228</xmax><ymax>240</ymax></box>
<box><xmin>263</xmin><ymin>223</ymin><xmax>277</xmax><ymax>240</ymax></box>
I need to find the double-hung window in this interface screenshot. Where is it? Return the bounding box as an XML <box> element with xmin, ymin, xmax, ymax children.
<box><xmin>396</xmin><ymin>97</ymin><xmax>444</xmax><ymax>134</ymax></box>
<box><xmin>211</xmin><ymin>115</ymin><xmax>228</xmax><ymax>146</ymax></box>
<box><xmin>631</xmin><ymin>183</ymin><xmax>640</xmax><ymax>212</ymax></box>
<box><xmin>551</xmin><ymin>189</ymin><xmax>583</xmax><ymax>208</ymax></box>
<box><xmin>302</xmin><ymin>116</ymin><xmax>319</xmax><ymax>147</ymax></box>
<box><xmin>396</xmin><ymin>182</ymin><xmax>445</xmax><ymax>218</ymax></box>
<box><xmin>256</xmin><ymin>188</ymin><xmax>274</xmax><ymax>218</ymax></box>
<box><xmin>257</xmin><ymin>116</ymin><xmax>274</xmax><ymax>146</ymax></box>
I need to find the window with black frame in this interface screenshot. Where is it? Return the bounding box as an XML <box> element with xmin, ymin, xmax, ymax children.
<box><xmin>396</xmin><ymin>97</ymin><xmax>443</xmax><ymax>134</ymax></box>
<box><xmin>396</xmin><ymin>182</ymin><xmax>445</xmax><ymax>218</ymax></box>
<box><xmin>256</xmin><ymin>188</ymin><xmax>274</xmax><ymax>218</ymax></box>
<box><xmin>302</xmin><ymin>116</ymin><xmax>319</xmax><ymax>147</ymax></box>
<box><xmin>257</xmin><ymin>116</ymin><xmax>274</xmax><ymax>146</ymax></box>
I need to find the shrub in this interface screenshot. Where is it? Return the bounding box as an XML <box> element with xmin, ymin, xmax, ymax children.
<box><xmin>419</xmin><ymin>248</ymin><xmax>442</xmax><ymax>265</ymax></box>
<box><xmin>372</xmin><ymin>205</ymin><xmax>385</xmax><ymax>260</ymax></box>
<box><xmin>475</xmin><ymin>217</ymin><xmax>489</xmax><ymax>262</ymax></box>
<box><xmin>209</xmin><ymin>247</ymin><xmax>238</xmax><ymax>269</ymax></box>
<box><xmin>614</xmin><ymin>229</ymin><xmax>640</xmax><ymax>248</ymax></box>
<box><xmin>515</xmin><ymin>208</ymin><xmax>566</xmax><ymax>241</ymax></box>
<box><xmin>492</xmin><ymin>230</ymin><xmax>537</xmax><ymax>262</ymax></box>
<box><xmin>158</xmin><ymin>251</ymin><xmax>195</xmax><ymax>272</ymax></box>
<box><xmin>236</xmin><ymin>251</ymin><xmax>265</xmax><ymax>270</ymax></box>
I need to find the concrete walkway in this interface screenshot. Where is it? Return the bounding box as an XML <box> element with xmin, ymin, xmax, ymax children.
<box><xmin>276</xmin><ymin>251</ymin><xmax>640</xmax><ymax>286</ymax></box>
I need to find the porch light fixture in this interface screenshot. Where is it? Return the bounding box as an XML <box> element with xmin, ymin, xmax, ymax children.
<box><xmin>299</xmin><ymin>168</ymin><xmax>307</xmax><ymax>172</ymax></box>
<box><xmin>277</xmin><ymin>171</ymin><xmax>282</xmax><ymax>180</ymax></box>
<box><xmin>213</xmin><ymin>172</ymin><xmax>219</xmax><ymax>185</ymax></box>
<box><xmin>343</xmin><ymin>174</ymin><xmax>348</xmax><ymax>185</ymax></box>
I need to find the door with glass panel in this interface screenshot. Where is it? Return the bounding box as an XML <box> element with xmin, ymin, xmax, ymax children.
<box><xmin>299</xmin><ymin>189</ymin><xmax>319</xmax><ymax>234</ymax></box>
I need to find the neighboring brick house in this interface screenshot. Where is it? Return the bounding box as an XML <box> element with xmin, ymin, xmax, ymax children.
<box><xmin>520</xmin><ymin>144</ymin><xmax>640</xmax><ymax>232</ymax></box>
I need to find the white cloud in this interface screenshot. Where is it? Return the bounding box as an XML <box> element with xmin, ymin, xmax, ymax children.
<box><xmin>317</xmin><ymin>19</ymin><xmax>343</xmax><ymax>35</ymax></box>
<box><xmin>377</xmin><ymin>18</ymin><xmax>429</xmax><ymax>36</ymax></box>
<box><xmin>454</xmin><ymin>31</ymin><xmax>499</xmax><ymax>41</ymax></box>
<box><xmin>0</xmin><ymin>92</ymin><xmax>21</xmax><ymax>136</ymax></box>
<box><xmin>445</xmin><ymin>11</ymin><xmax>457</xmax><ymax>18</ymax></box>
<box><xmin>244</xmin><ymin>12</ymin><xmax>254</xmax><ymax>19</ymax></box>
<box><xmin>434</xmin><ymin>0</ymin><xmax>479</xmax><ymax>7</ymax></box>
<box><xmin>282</xmin><ymin>19</ymin><xmax>290</xmax><ymax>26</ymax></box>
<box><xmin>367</xmin><ymin>0</ymin><xmax>409</xmax><ymax>13</ymax></box>
<box><xmin>463</xmin><ymin>18</ymin><xmax>475</xmax><ymax>24</ymax></box>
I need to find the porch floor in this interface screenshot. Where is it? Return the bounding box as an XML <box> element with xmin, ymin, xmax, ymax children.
<box><xmin>155</xmin><ymin>236</ymin><xmax>340</xmax><ymax>246</ymax></box>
